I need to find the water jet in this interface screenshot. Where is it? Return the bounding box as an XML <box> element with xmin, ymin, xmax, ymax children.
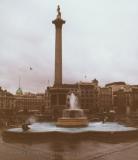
<box><xmin>56</xmin><ymin>93</ymin><xmax>88</xmax><ymax>127</ymax></box>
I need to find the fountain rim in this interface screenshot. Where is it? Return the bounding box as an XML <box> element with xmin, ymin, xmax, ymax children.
<box><xmin>2</xmin><ymin>122</ymin><xmax>138</xmax><ymax>143</ymax></box>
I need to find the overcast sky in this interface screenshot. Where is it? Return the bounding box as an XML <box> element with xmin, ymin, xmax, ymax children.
<box><xmin>0</xmin><ymin>0</ymin><xmax>138</xmax><ymax>93</ymax></box>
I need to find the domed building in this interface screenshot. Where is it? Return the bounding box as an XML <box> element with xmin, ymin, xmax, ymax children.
<box><xmin>16</xmin><ymin>87</ymin><xmax>23</xmax><ymax>96</ymax></box>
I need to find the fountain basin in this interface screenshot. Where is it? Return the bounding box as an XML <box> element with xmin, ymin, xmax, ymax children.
<box><xmin>56</xmin><ymin>117</ymin><xmax>88</xmax><ymax>127</ymax></box>
<box><xmin>2</xmin><ymin>122</ymin><xmax>138</xmax><ymax>142</ymax></box>
<box><xmin>56</xmin><ymin>109</ymin><xmax>88</xmax><ymax>127</ymax></box>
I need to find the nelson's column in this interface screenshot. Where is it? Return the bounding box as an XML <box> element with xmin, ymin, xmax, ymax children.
<box><xmin>47</xmin><ymin>6</ymin><xmax>98</xmax><ymax>120</ymax></box>
<box><xmin>52</xmin><ymin>5</ymin><xmax>65</xmax><ymax>86</ymax></box>
<box><xmin>47</xmin><ymin>6</ymin><xmax>69</xmax><ymax>120</ymax></box>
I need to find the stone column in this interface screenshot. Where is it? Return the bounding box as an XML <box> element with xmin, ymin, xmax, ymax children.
<box><xmin>52</xmin><ymin>5</ymin><xmax>65</xmax><ymax>87</ymax></box>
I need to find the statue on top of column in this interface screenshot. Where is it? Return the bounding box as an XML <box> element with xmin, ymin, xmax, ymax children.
<box><xmin>57</xmin><ymin>5</ymin><xmax>61</xmax><ymax>18</ymax></box>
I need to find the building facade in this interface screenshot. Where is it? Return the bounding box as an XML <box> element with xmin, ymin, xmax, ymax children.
<box><xmin>98</xmin><ymin>87</ymin><xmax>113</xmax><ymax>113</ymax></box>
<box><xmin>131</xmin><ymin>88</ymin><xmax>138</xmax><ymax>113</ymax></box>
<box><xmin>0</xmin><ymin>87</ymin><xmax>15</xmax><ymax>115</ymax></box>
<box><xmin>0</xmin><ymin>87</ymin><xmax>15</xmax><ymax>126</ymax></box>
<box><xmin>15</xmin><ymin>92</ymin><xmax>45</xmax><ymax>114</ymax></box>
<box><xmin>78</xmin><ymin>81</ymin><xmax>99</xmax><ymax>117</ymax></box>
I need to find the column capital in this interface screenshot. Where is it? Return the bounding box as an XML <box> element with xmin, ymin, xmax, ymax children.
<box><xmin>52</xmin><ymin>5</ymin><xmax>65</xmax><ymax>28</ymax></box>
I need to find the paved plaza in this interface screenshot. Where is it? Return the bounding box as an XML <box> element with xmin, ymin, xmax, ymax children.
<box><xmin>0</xmin><ymin>134</ymin><xmax>138</xmax><ymax>160</ymax></box>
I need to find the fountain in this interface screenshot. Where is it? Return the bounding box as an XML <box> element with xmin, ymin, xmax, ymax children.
<box><xmin>2</xmin><ymin>93</ymin><xmax>138</xmax><ymax>142</ymax></box>
<box><xmin>56</xmin><ymin>93</ymin><xmax>88</xmax><ymax>127</ymax></box>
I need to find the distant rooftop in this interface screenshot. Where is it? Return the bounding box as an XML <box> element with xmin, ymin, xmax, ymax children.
<box><xmin>106</xmin><ymin>82</ymin><xmax>126</xmax><ymax>87</ymax></box>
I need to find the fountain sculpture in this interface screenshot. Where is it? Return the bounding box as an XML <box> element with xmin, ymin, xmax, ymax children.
<box><xmin>56</xmin><ymin>93</ymin><xmax>88</xmax><ymax>127</ymax></box>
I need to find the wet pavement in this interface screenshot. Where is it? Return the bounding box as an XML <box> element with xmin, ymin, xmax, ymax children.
<box><xmin>0</xmin><ymin>134</ymin><xmax>138</xmax><ymax>160</ymax></box>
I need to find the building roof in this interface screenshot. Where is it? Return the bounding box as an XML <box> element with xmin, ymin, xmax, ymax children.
<box><xmin>105</xmin><ymin>81</ymin><xmax>126</xmax><ymax>87</ymax></box>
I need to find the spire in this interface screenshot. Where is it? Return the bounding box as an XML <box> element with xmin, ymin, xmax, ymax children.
<box><xmin>16</xmin><ymin>76</ymin><xmax>23</xmax><ymax>95</ymax></box>
<box><xmin>19</xmin><ymin>75</ymin><xmax>21</xmax><ymax>88</ymax></box>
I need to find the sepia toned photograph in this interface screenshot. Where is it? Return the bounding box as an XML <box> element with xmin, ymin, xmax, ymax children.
<box><xmin>0</xmin><ymin>0</ymin><xmax>138</xmax><ymax>160</ymax></box>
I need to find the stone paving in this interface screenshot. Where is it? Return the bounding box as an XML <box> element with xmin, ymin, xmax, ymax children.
<box><xmin>0</xmin><ymin>135</ymin><xmax>138</xmax><ymax>160</ymax></box>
